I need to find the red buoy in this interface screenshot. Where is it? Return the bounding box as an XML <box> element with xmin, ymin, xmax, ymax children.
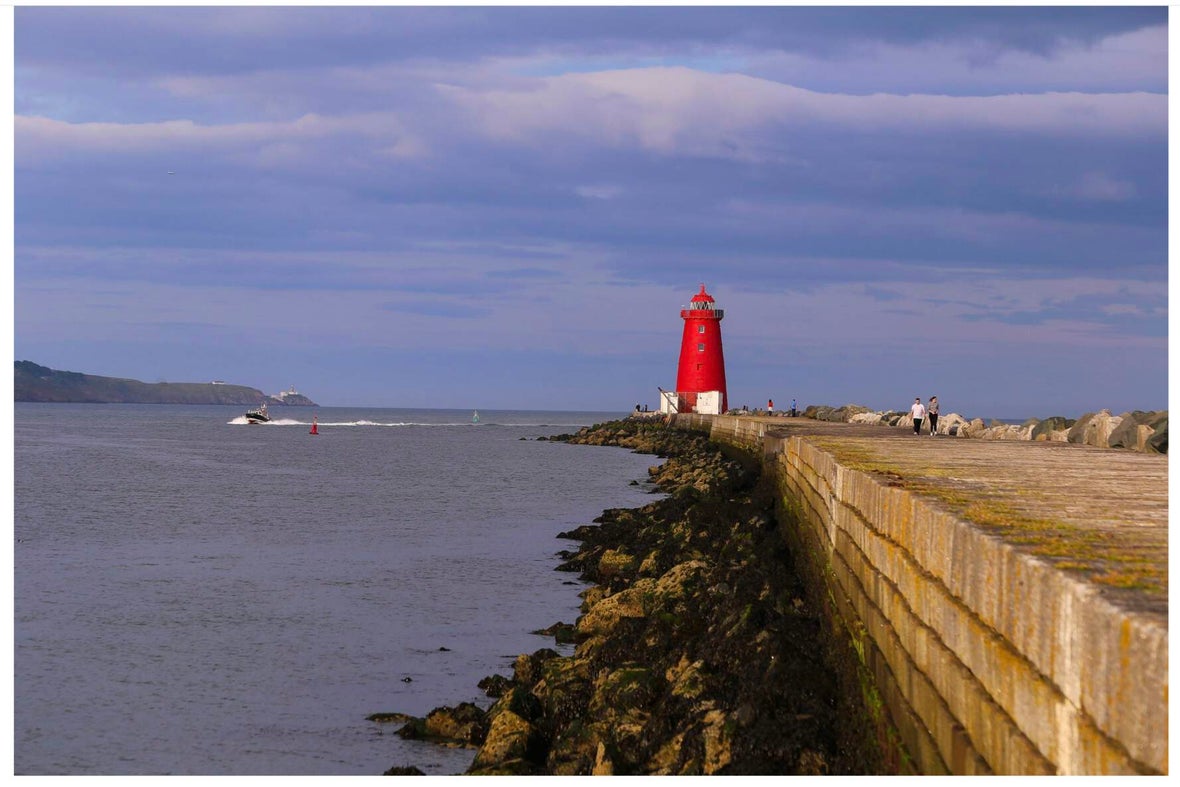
<box><xmin>310</xmin><ymin>415</ymin><xmax>319</xmax><ymax>435</ymax></box>
<box><xmin>675</xmin><ymin>284</ymin><xmax>728</xmax><ymax>414</ymax></box>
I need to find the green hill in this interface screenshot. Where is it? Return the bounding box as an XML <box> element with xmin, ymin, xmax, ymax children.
<box><xmin>15</xmin><ymin>361</ymin><xmax>317</xmax><ymax>406</ymax></box>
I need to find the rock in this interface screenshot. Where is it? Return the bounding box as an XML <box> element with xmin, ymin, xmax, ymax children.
<box><xmin>383</xmin><ymin>765</ymin><xmax>426</xmax><ymax>775</ymax></box>
<box><xmin>937</xmin><ymin>413</ymin><xmax>969</xmax><ymax>436</ymax></box>
<box><xmin>1108</xmin><ymin>410</ymin><xmax>1165</xmax><ymax>452</ymax></box>
<box><xmin>1146</xmin><ymin>416</ymin><xmax>1168</xmax><ymax>453</ymax></box>
<box><xmin>532</xmin><ymin>656</ymin><xmax>594</xmax><ymax>735</ymax></box>
<box><xmin>957</xmin><ymin>418</ymin><xmax>986</xmax><ymax>438</ymax></box>
<box><xmin>478</xmin><ymin>674</ymin><xmax>513</xmax><ymax>698</ymax></box>
<box><xmin>513</xmin><ymin>648</ymin><xmax>561</xmax><ymax>687</ymax></box>
<box><xmin>592</xmin><ymin>740</ymin><xmax>615</xmax><ymax>775</ymax></box>
<box><xmin>425</xmin><ymin>702</ymin><xmax>487</xmax><ymax>744</ymax></box>
<box><xmin>665</xmin><ymin>655</ymin><xmax>707</xmax><ymax>701</ymax></box>
<box><xmin>792</xmin><ymin>402</ymin><xmax>1162</xmax><ymax>452</ymax></box>
<box><xmin>1030</xmin><ymin>416</ymin><xmax>1074</xmax><ymax>441</ymax></box>
<box><xmin>597</xmin><ymin>549</ymin><xmax>638</xmax><ymax>580</ymax></box>
<box><xmin>533</xmin><ymin>621</ymin><xmax>577</xmax><ymax>644</ymax></box>
<box><xmin>396</xmin><ymin>703</ymin><xmax>487</xmax><ymax>747</ymax></box>
<box><xmin>468</xmin><ymin>696</ymin><xmax>548</xmax><ymax>773</ymax></box>
<box><xmin>980</xmin><ymin>423</ymin><xmax>1033</xmax><ymax>441</ymax></box>
<box><xmin>415</xmin><ymin>418</ymin><xmax>859</xmax><ymax>775</ymax></box>
<box><xmin>701</xmin><ymin>708</ymin><xmax>735</xmax><ymax>773</ymax></box>
<box><xmin>576</xmin><ymin>580</ymin><xmax>656</xmax><ymax>639</ymax></box>
<box><xmin>1067</xmin><ymin>410</ymin><xmax>1123</xmax><ymax>449</ymax></box>
<box><xmin>367</xmin><ymin>711</ymin><xmax>416</xmax><ymax>724</ymax></box>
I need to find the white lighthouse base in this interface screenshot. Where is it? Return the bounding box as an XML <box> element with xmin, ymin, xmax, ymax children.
<box><xmin>694</xmin><ymin>391</ymin><xmax>723</xmax><ymax>415</ymax></box>
<box><xmin>658</xmin><ymin>389</ymin><xmax>723</xmax><ymax>415</ymax></box>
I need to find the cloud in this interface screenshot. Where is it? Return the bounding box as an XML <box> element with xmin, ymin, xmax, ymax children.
<box><xmin>445</xmin><ymin>67</ymin><xmax>1164</xmax><ymax>162</ymax></box>
<box><xmin>1045</xmin><ymin>171</ymin><xmax>1138</xmax><ymax>202</ymax></box>
<box><xmin>12</xmin><ymin>6</ymin><xmax>1167</xmax><ymax>414</ymax></box>
<box><xmin>575</xmin><ymin>184</ymin><xmax>623</xmax><ymax>200</ymax></box>
<box><xmin>15</xmin><ymin>112</ymin><xmax>426</xmax><ymax>165</ymax></box>
<box><xmin>745</xmin><ymin>24</ymin><xmax>1167</xmax><ymax>95</ymax></box>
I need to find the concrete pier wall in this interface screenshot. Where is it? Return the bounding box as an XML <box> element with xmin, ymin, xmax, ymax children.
<box><xmin>670</xmin><ymin>413</ymin><xmax>1167</xmax><ymax>775</ymax></box>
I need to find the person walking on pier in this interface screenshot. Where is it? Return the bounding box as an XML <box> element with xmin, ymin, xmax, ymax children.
<box><xmin>928</xmin><ymin>396</ymin><xmax>939</xmax><ymax>436</ymax></box>
<box><xmin>910</xmin><ymin>397</ymin><xmax>926</xmax><ymax>435</ymax></box>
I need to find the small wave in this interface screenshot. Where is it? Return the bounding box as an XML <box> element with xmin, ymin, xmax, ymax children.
<box><xmin>225</xmin><ymin>417</ymin><xmax>306</xmax><ymax>426</ymax></box>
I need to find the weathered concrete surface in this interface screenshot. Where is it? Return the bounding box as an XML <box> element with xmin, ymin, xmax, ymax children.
<box><xmin>671</xmin><ymin>414</ymin><xmax>1167</xmax><ymax>775</ymax></box>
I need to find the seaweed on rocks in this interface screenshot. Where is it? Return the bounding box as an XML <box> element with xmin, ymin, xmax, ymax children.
<box><xmin>379</xmin><ymin>419</ymin><xmax>863</xmax><ymax>775</ymax></box>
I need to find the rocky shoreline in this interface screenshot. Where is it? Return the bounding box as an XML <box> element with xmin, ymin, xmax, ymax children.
<box><xmin>372</xmin><ymin>419</ymin><xmax>873</xmax><ymax>775</ymax></box>
<box><xmin>797</xmin><ymin>404</ymin><xmax>1167</xmax><ymax>454</ymax></box>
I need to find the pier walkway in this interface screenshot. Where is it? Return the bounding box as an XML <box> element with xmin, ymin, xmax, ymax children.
<box><xmin>672</xmin><ymin>414</ymin><xmax>1167</xmax><ymax>775</ymax></box>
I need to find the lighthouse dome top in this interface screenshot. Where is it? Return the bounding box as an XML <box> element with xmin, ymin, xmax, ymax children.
<box><xmin>681</xmin><ymin>284</ymin><xmax>723</xmax><ymax>320</ymax></box>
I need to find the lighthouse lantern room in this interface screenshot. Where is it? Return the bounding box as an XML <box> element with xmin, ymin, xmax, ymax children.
<box><xmin>660</xmin><ymin>284</ymin><xmax>728</xmax><ymax>415</ymax></box>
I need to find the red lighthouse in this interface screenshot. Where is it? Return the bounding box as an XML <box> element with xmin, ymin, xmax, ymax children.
<box><xmin>673</xmin><ymin>284</ymin><xmax>728</xmax><ymax>414</ymax></box>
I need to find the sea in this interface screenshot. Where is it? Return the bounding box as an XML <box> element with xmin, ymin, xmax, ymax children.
<box><xmin>13</xmin><ymin>403</ymin><xmax>660</xmax><ymax>776</ymax></box>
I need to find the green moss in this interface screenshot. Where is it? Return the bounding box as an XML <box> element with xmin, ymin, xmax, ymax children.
<box><xmin>806</xmin><ymin>438</ymin><xmax>1166</xmax><ymax>598</ymax></box>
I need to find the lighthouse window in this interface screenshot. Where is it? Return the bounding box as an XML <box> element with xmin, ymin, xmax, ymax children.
<box><xmin>698</xmin><ymin>343</ymin><xmax>706</xmax><ymax>352</ymax></box>
<box><xmin>698</xmin><ymin>325</ymin><xmax>705</xmax><ymax>334</ymax></box>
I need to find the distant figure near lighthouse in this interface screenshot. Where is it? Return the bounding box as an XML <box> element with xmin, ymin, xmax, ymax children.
<box><xmin>674</xmin><ymin>284</ymin><xmax>728</xmax><ymax>414</ymax></box>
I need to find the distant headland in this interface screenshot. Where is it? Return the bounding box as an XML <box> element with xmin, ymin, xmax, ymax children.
<box><xmin>14</xmin><ymin>361</ymin><xmax>318</xmax><ymax>406</ymax></box>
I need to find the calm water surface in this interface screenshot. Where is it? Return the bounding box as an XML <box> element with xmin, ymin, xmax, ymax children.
<box><xmin>14</xmin><ymin>404</ymin><xmax>658</xmax><ymax>775</ymax></box>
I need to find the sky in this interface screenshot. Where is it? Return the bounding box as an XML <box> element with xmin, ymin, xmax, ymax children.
<box><xmin>11</xmin><ymin>4</ymin><xmax>1170</xmax><ymax>417</ymax></box>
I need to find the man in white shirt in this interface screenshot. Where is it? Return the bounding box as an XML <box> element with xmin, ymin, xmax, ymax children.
<box><xmin>910</xmin><ymin>397</ymin><xmax>926</xmax><ymax>435</ymax></box>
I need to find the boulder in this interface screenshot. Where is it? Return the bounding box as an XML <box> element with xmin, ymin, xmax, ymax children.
<box><xmin>937</xmin><ymin>413</ymin><xmax>968</xmax><ymax>436</ymax></box>
<box><xmin>533</xmin><ymin>621</ymin><xmax>577</xmax><ymax>644</ymax></box>
<box><xmin>700</xmin><ymin>708</ymin><xmax>735</xmax><ymax>773</ymax></box>
<box><xmin>1146</xmin><ymin>416</ymin><xmax>1168</xmax><ymax>454</ymax></box>
<box><xmin>1108</xmin><ymin>411</ymin><xmax>1165</xmax><ymax>452</ymax></box>
<box><xmin>478</xmin><ymin>674</ymin><xmax>513</xmax><ymax>698</ymax></box>
<box><xmin>1067</xmin><ymin>410</ymin><xmax>1123</xmax><ymax>449</ymax></box>
<box><xmin>468</xmin><ymin>707</ymin><xmax>547</xmax><ymax>774</ymax></box>
<box><xmin>957</xmin><ymin>418</ymin><xmax>987</xmax><ymax>438</ymax></box>
<box><xmin>980</xmin><ymin>423</ymin><xmax>1033</xmax><ymax>441</ymax></box>
<box><xmin>397</xmin><ymin>702</ymin><xmax>488</xmax><ymax>747</ymax></box>
<box><xmin>576</xmin><ymin>579</ymin><xmax>656</xmax><ymax>639</ymax></box>
<box><xmin>1030</xmin><ymin>417</ymin><xmax>1074</xmax><ymax>441</ymax></box>
<box><xmin>832</xmin><ymin>404</ymin><xmax>872</xmax><ymax>421</ymax></box>
<box><xmin>597</xmin><ymin>549</ymin><xmax>637</xmax><ymax>580</ymax></box>
<box><xmin>512</xmin><ymin>648</ymin><xmax>561</xmax><ymax>687</ymax></box>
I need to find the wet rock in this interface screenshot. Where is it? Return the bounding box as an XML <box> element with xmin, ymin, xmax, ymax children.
<box><xmin>478</xmin><ymin>673</ymin><xmax>513</xmax><ymax>698</ymax></box>
<box><xmin>512</xmin><ymin>648</ymin><xmax>560</xmax><ymax>687</ymax></box>
<box><xmin>468</xmin><ymin>689</ymin><xmax>549</xmax><ymax>774</ymax></box>
<box><xmin>402</xmin><ymin>418</ymin><xmax>859</xmax><ymax>775</ymax></box>
<box><xmin>533</xmin><ymin>621</ymin><xmax>577</xmax><ymax>644</ymax></box>
<box><xmin>382</xmin><ymin>765</ymin><xmax>426</xmax><ymax>775</ymax></box>
<box><xmin>597</xmin><ymin>549</ymin><xmax>638</xmax><ymax>580</ymax></box>
<box><xmin>396</xmin><ymin>702</ymin><xmax>487</xmax><ymax>747</ymax></box>
<box><xmin>367</xmin><ymin>712</ymin><xmax>416</xmax><ymax>724</ymax></box>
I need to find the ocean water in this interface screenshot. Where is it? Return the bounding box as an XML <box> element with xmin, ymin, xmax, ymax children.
<box><xmin>14</xmin><ymin>404</ymin><xmax>659</xmax><ymax>775</ymax></box>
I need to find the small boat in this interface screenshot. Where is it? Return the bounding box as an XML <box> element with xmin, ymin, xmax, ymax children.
<box><xmin>245</xmin><ymin>403</ymin><xmax>270</xmax><ymax>424</ymax></box>
<box><xmin>472</xmin><ymin>410</ymin><xmax>480</xmax><ymax>424</ymax></box>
